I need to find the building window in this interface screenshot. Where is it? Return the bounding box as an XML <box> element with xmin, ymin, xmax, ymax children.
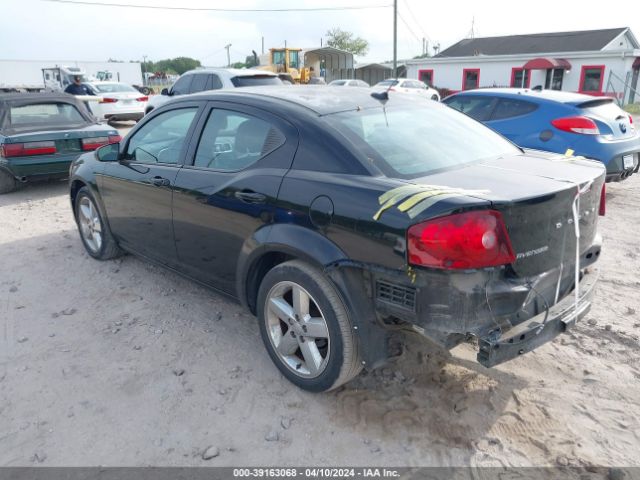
<box><xmin>579</xmin><ymin>65</ymin><xmax>605</xmax><ymax>93</ymax></box>
<box><xmin>462</xmin><ymin>69</ymin><xmax>480</xmax><ymax>90</ymax></box>
<box><xmin>418</xmin><ymin>69</ymin><xmax>434</xmax><ymax>87</ymax></box>
<box><xmin>544</xmin><ymin>68</ymin><xmax>564</xmax><ymax>90</ymax></box>
<box><xmin>510</xmin><ymin>68</ymin><xmax>530</xmax><ymax>88</ymax></box>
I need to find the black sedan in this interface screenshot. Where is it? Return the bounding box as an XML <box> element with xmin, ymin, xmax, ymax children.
<box><xmin>69</xmin><ymin>87</ymin><xmax>605</xmax><ymax>392</ymax></box>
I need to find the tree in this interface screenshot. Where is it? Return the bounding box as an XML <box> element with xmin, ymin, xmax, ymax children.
<box><xmin>151</xmin><ymin>57</ymin><xmax>201</xmax><ymax>75</ymax></box>
<box><xmin>325</xmin><ymin>28</ymin><xmax>369</xmax><ymax>56</ymax></box>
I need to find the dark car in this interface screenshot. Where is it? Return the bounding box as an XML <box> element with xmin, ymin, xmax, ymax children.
<box><xmin>442</xmin><ymin>88</ymin><xmax>640</xmax><ymax>182</ymax></box>
<box><xmin>69</xmin><ymin>87</ymin><xmax>605</xmax><ymax>392</ymax></box>
<box><xmin>0</xmin><ymin>93</ymin><xmax>120</xmax><ymax>194</ymax></box>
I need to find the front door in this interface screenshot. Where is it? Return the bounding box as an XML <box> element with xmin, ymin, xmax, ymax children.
<box><xmin>100</xmin><ymin>105</ymin><xmax>200</xmax><ymax>263</ymax></box>
<box><xmin>172</xmin><ymin>103</ymin><xmax>298</xmax><ymax>294</ymax></box>
<box><xmin>545</xmin><ymin>68</ymin><xmax>564</xmax><ymax>90</ymax></box>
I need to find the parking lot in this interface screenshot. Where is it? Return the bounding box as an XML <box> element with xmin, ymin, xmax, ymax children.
<box><xmin>1</xmin><ymin>117</ymin><xmax>640</xmax><ymax>468</ymax></box>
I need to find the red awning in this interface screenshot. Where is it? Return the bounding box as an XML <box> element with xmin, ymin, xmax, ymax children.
<box><xmin>633</xmin><ymin>57</ymin><xmax>640</xmax><ymax>69</ymax></box>
<box><xmin>523</xmin><ymin>58</ymin><xmax>572</xmax><ymax>70</ymax></box>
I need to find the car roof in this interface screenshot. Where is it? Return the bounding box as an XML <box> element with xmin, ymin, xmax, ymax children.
<box><xmin>182</xmin><ymin>68</ymin><xmax>277</xmax><ymax>78</ymax></box>
<box><xmin>184</xmin><ymin>85</ymin><xmax>414</xmax><ymax>115</ymax></box>
<box><xmin>449</xmin><ymin>88</ymin><xmax>597</xmax><ymax>105</ymax></box>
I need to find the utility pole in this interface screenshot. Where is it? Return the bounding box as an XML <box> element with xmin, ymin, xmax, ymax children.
<box><xmin>261</xmin><ymin>37</ymin><xmax>264</xmax><ymax>55</ymax></box>
<box><xmin>225</xmin><ymin>44</ymin><xmax>232</xmax><ymax>67</ymax></box>
<box><xmin>393</xmin><ymin>0</ymin><xmax>397</xmax><ymax>77</ymax></box>
<box><xmin>142</xmin><ymin>54</ymin><xmax>148</xmax><ymax>85</ymax></box>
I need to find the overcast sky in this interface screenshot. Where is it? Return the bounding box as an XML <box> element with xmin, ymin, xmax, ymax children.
<box><xmin>1</xmin><ymin>0</ymin><xmax>638</xmax><ymax>66</ymax></box>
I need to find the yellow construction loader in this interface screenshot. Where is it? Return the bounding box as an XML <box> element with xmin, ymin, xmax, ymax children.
<box><xmin>256</xmin><ymin>48</ymin><xmax>310</xmax><ymax>84</ymax></box>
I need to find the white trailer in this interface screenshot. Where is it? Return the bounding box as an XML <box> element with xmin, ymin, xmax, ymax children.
<box><xmin>0</xmin><ymin>59</ymin><xmax>143</xmax><ymax>92</ymax></box>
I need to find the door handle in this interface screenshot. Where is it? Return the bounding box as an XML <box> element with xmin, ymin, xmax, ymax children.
<box><xmin>234</xmin><ymin>191</ymin><xmax>266</xmax><ymax>204</ymax></box>
<box><xmin>151</xmin><ymin>176</ymin><xmax>170</xmax><ymax>187</ymax></box>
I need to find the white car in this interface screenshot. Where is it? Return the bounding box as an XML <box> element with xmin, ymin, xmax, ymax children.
<box><xmin>328</xmin><ymin>79</ymin><xmax>370</xmax><ymax>87</ymax></box>
<box><xmin>373</xmin><ymin>78</ymin><xmax>440</xmax><ymax>101</ymax></box>
<box><xmin>84</xmin><ymin>82</ymin><xmax>148</xmax><ymax>122</ymax></box>
<box><xmin>145</xmin><ymin>68</ymin><xmax>282</xmax><ymax>115</ymax></box>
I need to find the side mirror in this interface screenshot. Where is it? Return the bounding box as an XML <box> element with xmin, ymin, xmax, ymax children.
<box><xmin>96</xmin><ymin>142</ymin><xmax>120</xmax><ymax>162</ymax></box>
<box><xmin>161</xmin><ymin>88</ymin><xmax>169</xmax><ymax>96</ymax></box>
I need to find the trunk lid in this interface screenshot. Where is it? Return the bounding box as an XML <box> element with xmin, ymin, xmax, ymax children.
<box><xmin>409</xmin><ymin>151</ymin><xmax>605</xmax><ymax>277</ymax></box>
<box><xmin>573</xmin><ymin>98</ymin><xmax>635</xmax><ymax>140</ymax></box>
<box><xmin>3</xmin><ymin>124</ymin><xmax>118</xmax><ymax>154</ymax></box>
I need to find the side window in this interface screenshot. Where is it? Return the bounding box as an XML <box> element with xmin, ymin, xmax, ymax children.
<box><xmin>445</xmin><ymin>96</ymin><xmax>496</xmax><ymax>121</ymax></box>
<box><xmin>205</xmin><ymin>74</ymin><xmax>223</xmax><ymax>90</ymax></box>
<box><xmin>126</xmin><ymin>108</ymin><xmax>198</xmax><ymax>164</ymax></box>
<box><xmin>189</xmin><ymin>74</ymin><xmax>208</xmax><ymax>93</ymax></box>
<box><xmin>171</xmin><ymin>75</ymin><xmax>193</xmax><ymax>95</ymax></box>
<box><xmin>193</xmin><ymin>109</ymin><xmax>285</xmax><ymax>171</ymax></box>
<box><xmin>491</xmin><ymin>99</ymin><xmax>538</xmax><ymax>121</ymax></box>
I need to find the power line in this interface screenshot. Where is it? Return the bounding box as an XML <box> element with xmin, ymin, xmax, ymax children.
<box><xmin>401</xmin><ymin>0</ymin><xmax>431</xmax><ymax>43</ymax></box>
<box><xmin>41</xmin><ymin>0</ymin><xmax>392</xmax><ymax>12</ymax></box>
<box><xmin>397</xmin><ymin>11</ymin><xmax>421</xmax><ymax>44</ymax></box>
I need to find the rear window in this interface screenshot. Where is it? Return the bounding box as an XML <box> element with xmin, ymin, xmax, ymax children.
<box><xmin>325</xmin><ymin>104</ymin><xmax>520</xmax><ymax>179</ymax></box>
<box><xmin>9</xmin><ymin>103</ymin><xmax>86</xmax><ymax>126</ymax></box>
<box><xmin>92</xmin><ymin>83</ymin><xmax>137</xmax><ymax>93</ymax></box>
<box><xmin>230</xmin><ymin>75</ymin><xmax>282</xmax><ymax>87</ymax></box>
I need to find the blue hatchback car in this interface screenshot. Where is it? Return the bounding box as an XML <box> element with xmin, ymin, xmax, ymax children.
<box><xmin>443</xmin><ymin>88</ymin><xmax>640</xmax><ymax>181</ymax></box>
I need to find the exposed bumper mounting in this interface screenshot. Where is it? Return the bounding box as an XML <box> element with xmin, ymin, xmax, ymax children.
<box><xmin>477</xmin><ymin>267</ymin><xmax>598</xmax><ymax>368</ymax></box>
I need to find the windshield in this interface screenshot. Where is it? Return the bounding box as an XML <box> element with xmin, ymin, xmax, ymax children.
<box><xmin>325</xmin><ymin>104</ymin><xmax>521</xmax><ymax>179</ymax></box>
<box><xmin>230</xmin><ymin>76</ymin><xmax>282</xmax><ymax>87</ymax></box>
<box><xmin>329</xmin><ymin>80</ymin><xmax>347</xmax><ymax>86</ymax></box>
<box><xmin>92</xmin><ymin>83</ymin><xmax>138</xmax><ymax>93</ymax></box>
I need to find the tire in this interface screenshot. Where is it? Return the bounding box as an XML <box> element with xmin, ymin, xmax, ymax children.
<box><xmin>0</xmin><ymin>170</ymin><xmax>17</xmax><ymax>194</ymax></box>
<box><xmin>431</xmin><ymin>94</ymin><xmax>439</xmax><ymax>101</ymax></box>
<box><xmin>257</xmin><ymin>260</ymin><xmax>362</xmax><ymax>392</ymax></box>
<box><xmin>140</xmin><ymin>87</ymin><xmax>151</xmax><ymax>95</ymax></box>
<box><xmin>74</xmin><ymin>187</ymin><xmax>121</xmax><ymax>260</ymax></box>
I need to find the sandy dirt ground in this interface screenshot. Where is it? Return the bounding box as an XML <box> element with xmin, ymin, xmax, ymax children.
<box><xmin>1</xmin><ymin>129</ymin><xmax>639</xmax><ymax>468</ymax></box>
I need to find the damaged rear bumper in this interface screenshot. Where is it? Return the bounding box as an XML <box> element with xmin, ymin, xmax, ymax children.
<box><xmin>477</xmin><ymin>267</ymin><xmax>598</xmax><ymax>367</ymax></box>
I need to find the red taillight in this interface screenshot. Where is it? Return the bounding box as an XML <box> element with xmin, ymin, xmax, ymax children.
<box><xmin>599</xmin><ymin>183</ymin><xmax>606</xmax><ymax>216</ymax></box>
<box><xmin>407</xmin><ymin>210</ymin><xmax>516</xmax><ymax>270</ymax></box>
<box><xmin>629</xmin><ymin>114</ymin><xmax>634</xmax><ymax>125</ymax></box>
<box><xmin>81</xmin><ymin>137</ymin><xmax>109</xmax><ymax>151</ymax></box>
<box><xmin>136</xmin><ymin>96</ymin><xmax>148</xmax><ymax>102</ymax></box>
<box><xmin>99</xmin><ymin>97</ymin><xmax>118</xmax><ymax>104</ymax></box>
<box><xmin>82</xmin><ymin>135</ymin><xmax>121</xmax><ymax>151</ymax></box>
<box><xmin>1</xmin><ymin>141</ymin><xmax>56</xmax><ymax>158</ymax></box>
<box><xmin>551</xmin><ymin>116</ymin><xmax>599</xmax><ymax>135</ymax></box>
<box><xmin>389</xmin><ymin>87</ymin><xmax>397</xmax><ymax>92</ymax></box>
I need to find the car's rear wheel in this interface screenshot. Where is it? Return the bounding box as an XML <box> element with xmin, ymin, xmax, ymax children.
<box><xmin>0</xmin><ymin>170</ymin><xmax>17</xmax><ymax>194</ymax></box>
<box><xmin>74</xmin><ymin>187</ymin><xmax>121</xmax><ymax>260</ymax></box>
<box><xmin>257</xmin><ymin>260</ymin><xmax>362</xmax><ymax>392</ymax></box>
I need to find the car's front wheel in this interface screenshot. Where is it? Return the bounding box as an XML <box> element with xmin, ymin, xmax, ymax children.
<box><xmin>74</xmin><ymin>187</ymin><xmax>121</xmax><ymax>260</ymax></box>
<box><xmin>257</xmin><ymin>260</ymin><xmax>362</xmax><ymax>392</ymax></box>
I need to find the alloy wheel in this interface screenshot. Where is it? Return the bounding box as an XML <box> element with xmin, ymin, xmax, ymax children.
<box><xmin>78</xmin><ymin>196</ymin><xmax>103</xmax><ymax>253</ymax></box>
<box><xmin>264</xmin><ymin>281</ymin><xmax>330</xmax><ymax>378</ymax></box>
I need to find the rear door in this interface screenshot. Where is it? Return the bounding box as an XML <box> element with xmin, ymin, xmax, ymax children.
<box><xmin>99</xmin><ymin>103</ymin><xmax>202</xmax><ymax>263</ymax></box>
<box><xmin>172</xmin><ymin>101</ymin><xmax>298</xmax><ymax>293</ymax></box>
<box><xmin>485</xmin><ymin>97</ymin><xmax>539</xmax><ymax>143</ymax></box>
<box><xmin>444</xmin><ymin>95</ymin><xmax>498</xmax><ymax>122</ymax></box>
